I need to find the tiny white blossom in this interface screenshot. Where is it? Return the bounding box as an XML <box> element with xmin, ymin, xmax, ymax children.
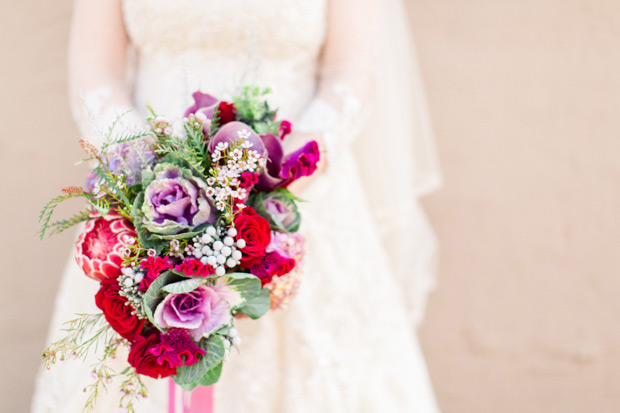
<box><xmin>237</xmin><ymin>129</ymin><xmax>251</xmax><ymax>140</ymax></box>
<box><xmin>231</xmin><ymin>149</ymin><xmax>243</xmax><ymax>160</ymax></box>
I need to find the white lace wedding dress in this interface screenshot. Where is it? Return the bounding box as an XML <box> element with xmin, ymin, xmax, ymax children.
<box><xmin>32</xmin><ymin>0</ymin><xmax>441</xmax><ymax>411</ymax></box>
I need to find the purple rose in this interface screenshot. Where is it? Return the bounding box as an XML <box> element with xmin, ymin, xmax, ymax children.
<box><xmin>153</xmin><ymin>285</ymin><xmax>231</xmax><ymax>341</ymax></box>
<box><xmin>255</xmin><ymin>134</ymin><xmax>321</xmax><ymax>191</ymax></box>
<box><xmin>141</xmin><ymin>163</ymin><xmax>214</xmax><ymax>235</ymax></box>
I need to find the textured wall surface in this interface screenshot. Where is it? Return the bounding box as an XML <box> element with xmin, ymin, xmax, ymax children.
<box><xmin>409</xmin><ymin>1</ymin><xmax>620</xmax><ymax>412</ymax></box>
<box><xmin>1</xmin><ymin>1</ymin><xmax>620</xmax><ymax>412</ymax></box>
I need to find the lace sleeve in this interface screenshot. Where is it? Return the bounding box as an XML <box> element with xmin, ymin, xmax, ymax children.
<box><xmin>295</xmin><ymin>0</ymin><xmax>377</xmax><ymax>152</ymax></box>
<box><xmin>69</xmin><ymin>0</ymin><xmax>142</xmax><ymax>148</ymax></box>
<box><xmin>298</xmin><ymin>0</ymin><xmax>442</xmax><ymax>329</ymax></box>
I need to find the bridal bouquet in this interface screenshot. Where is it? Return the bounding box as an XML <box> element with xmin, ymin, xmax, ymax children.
<box><xmin>40</xmin><ymin>87</ymin><xmax>320</xmax><ymax>411</ymax></box>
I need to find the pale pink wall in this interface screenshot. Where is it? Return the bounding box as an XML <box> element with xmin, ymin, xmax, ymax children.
<box><xmin>409</xmin><ymin>1</ymin><xmax>620</xmax><ymax>412</ymax></box>
<box><xmin>1</xmin><ymin>1</ymin><xmax>619</xmax><ymax>412</ymax></box>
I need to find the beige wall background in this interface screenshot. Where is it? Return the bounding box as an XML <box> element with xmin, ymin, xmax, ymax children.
<box><xmin>2</xmin><ymin>1</ymin><xmax>619</xmax><ymax>412</ymax></box>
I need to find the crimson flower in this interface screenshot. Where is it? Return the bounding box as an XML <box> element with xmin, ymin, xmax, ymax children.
<box><xmin>149</xmin><ymin>328</ymin><xmax>205</xmax><ymax>368</ymax></box>
<box><xmin>175</xmin><ymin>259</ymin><xmax>215</xmax><ymax>277</ymax></box>
<box><xmin>128</xmin><ymin>332</ymin><xmax>177</xmax><ymax>379</ymax></box>
<box><xmin>250</xmin><ymin>251</ymin><xmax>295</xmax><ymax>286</ymax></box>
<box><xmin>95</xmin><ymin>278</ymin><xmax>143</xmax><ymax>341</ymax></box>
<box><xmin>139</xmin><ymin>256</ymin><xmax>172</xmax><ymax>291</ymax></box>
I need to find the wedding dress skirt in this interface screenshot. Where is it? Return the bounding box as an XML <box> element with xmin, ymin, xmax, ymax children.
<box><xmin>32</xmin><ymin>0</ymin><xmax>440</xmax><ymax>411</ymax></box>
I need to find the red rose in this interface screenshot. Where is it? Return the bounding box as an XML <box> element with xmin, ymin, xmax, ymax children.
<box><xmin>128</xmin><ymin>332</ymin><xmax>177</xmax><ymax>379</ymax></box>
<box><xmin>234</xmin><ymin>207</ymin><xmax>271</xmax><ymax>268</ymax></box>
<box><xmin>95</xmin><ymin>278</ymin><xmax>143</xmax><ymax>342</ymax></box>
<box><xmin>215</xmin><ymin>101</ymin><xmax>236</xmax><ymax>126</ymax></box>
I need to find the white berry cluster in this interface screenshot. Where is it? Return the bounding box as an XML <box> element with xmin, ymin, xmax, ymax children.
<box><xmin>188</xmin><ymin>225</ymin><xmax>246</xmax><ymax>276</ymax></box>
<box><xmin>117</xmin><ymin>265</ymin><xmax>147</xmax><ymax>319</ymax></box>
<box><xmin>221</xmin><ymin>326</ymin><xmax>242</xmax><ymax>361</ymax></box>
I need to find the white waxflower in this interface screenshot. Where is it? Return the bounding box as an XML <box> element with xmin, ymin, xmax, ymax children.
<box><xmin>237</xmin><ymin>129</ymin><xmax>251</xmax><ymax>140</ymax></box>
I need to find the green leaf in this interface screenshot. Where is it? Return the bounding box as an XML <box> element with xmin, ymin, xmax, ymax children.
<box><xmin>173</xmin><ymin>335</ymin><xmax>225</xmax><ymax>389</ymax></box>
<box><xmin>223</xmin><ymin>272</ymin><xmax>263</xmax><ymax>305</ymax></box>
<box><xmin>195</xmin><ymin>362</ymin><xmax>223</xmax><ymax>387</ymax></box>
<box><xmin>130</xmin><ymin>192</ymin><xmax>167</xmax><ymax>252</ymax></box>
<box><xmin>142</xmin><ymin>271</ymin><xmax>182</xmax><ymax>329</ymax></box>
<box><xmin>237</xmin><ymin>288</ymin><xmax>271</xmax><ymax>319</ymax></box>
<box><xmin>141</xmin><ymin>167</ymin><xmax>155</xmax><ymax>188</ymax></box>
<box><xmin>161</xmin><ymin>278</ymin><xmax>204</xmax><ymax>294</ymax></box>
<box><xmin>147</xmin><ymin>225</ymin><xmax>208</xmax><ymax>241</ymax></box>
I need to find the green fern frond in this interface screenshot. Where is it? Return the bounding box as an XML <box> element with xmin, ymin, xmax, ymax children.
<box><xmin>38</xmin><ymin>193</ymin><xmax>86</xmax><ymax>239</ymax></box>
<box><xmin>47</xmin><ymin>209</ymin><xmax>93</xmax><ymax>236</ymax></box>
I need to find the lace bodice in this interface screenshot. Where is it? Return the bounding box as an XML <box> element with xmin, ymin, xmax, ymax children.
<box><xmin>123</xmin><ymin>0</ymin><xmax>327</xmax><ymax>119</ymax></box>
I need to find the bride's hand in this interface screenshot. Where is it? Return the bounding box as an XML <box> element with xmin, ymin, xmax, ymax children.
<box><xmin>282</xmin><ymin>131</ymin><xmax>327</xmax><ymax>197</ymax></box>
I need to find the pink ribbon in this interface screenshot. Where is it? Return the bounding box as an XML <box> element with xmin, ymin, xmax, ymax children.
<box><xmin>169</xmin><ymin>379</ymin><xmax>214</xmax><ymax>413</ymax></box>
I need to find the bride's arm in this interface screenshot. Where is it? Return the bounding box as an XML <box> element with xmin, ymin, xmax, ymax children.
<box><xmin>286</xmin><ymin>0</ymin><xmax>378</xmax><ymax>193</ymax></box>
<box><xmin>69</xmin><ymin>0</ymin><xmax>140</xmax><ymax>148</ymax></box>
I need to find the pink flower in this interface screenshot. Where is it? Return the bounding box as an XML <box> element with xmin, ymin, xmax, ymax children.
<box><xmin>148</xmin><ymin>328</ymin><xmax>205</xmax><ymax>368</ymax></box>
<box><xmin>174</xmin><ymin>259</ymin><xmax>215</xmax><ymax>277</ymax></box>
<box><xmin>153</xmin><ymin>285</ymin><xmax>231</xmax><ymax>341</ymax></box>
<box><xmin>75</xmin><ymin>213</ymin><xmax>137</xmax><ymax>281</ymax></box>
<box><xmin>250</xmin><ymin>251</ymin><xmax>295</xmax><ymax>286</ymax></box>
<box><xmin>139</xmin><ymin>256</ymin><xmax>173</xmax><ymax>291</ymax></box>
<box><xmin>278</xmin><ymin>120</ymin><xmax>292</xmax><ymax>140</ymax></box>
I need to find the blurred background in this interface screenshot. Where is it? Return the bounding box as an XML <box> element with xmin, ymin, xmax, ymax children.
<box><xmin>2</xmin><ymin>0</ymin><xmax>620</xmax><ymax>411</ymax></box>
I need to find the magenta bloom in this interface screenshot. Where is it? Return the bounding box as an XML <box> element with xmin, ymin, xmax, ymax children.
<box><xmin>256</xmin><ymin>134</ymin><xmax>321</xmax><ymax>191</ymax></box>
<box><xmin>153</xmin><ymin>285</ymin><xmax>230</xmax><ymax>341</ymax></box>
<box><xmin>251</xmin><ymin>251</ymin><xmax>295</xmax><ymax>286</ymax></box>
<box><xmin>149</xmin><ymin>328</ymin><xmax>206</xmax><ymax>368</ymax></box>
